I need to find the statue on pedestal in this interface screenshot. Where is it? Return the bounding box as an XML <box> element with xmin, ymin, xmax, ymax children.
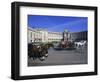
<box><xmin>63</xmin><ymin>29</ymin><xmax>71</xmax><ymax>42</ymax></box>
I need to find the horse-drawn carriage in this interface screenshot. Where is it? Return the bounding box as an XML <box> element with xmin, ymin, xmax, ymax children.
<box><xmin>53</xmin><ymin>40</ymin><xmax>75</xmax><ymax>50</ymax></box>
<box><xmin>28</xmin><ymin>42</ymin><xmax>49</xmax><ymax>61</ymax></box>
<box><xmin>53</xmin><ymin>39</ymin><xmax>87</xmax><ymax>50</ymax></box>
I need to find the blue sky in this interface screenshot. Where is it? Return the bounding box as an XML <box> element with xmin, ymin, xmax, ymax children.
<box><xmin>28</xmin><ymin>15</ymin><xmax>88</xmax><ymax>32</ymax></box>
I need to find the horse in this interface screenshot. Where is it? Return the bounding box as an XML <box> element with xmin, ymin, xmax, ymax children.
<box><xmin>41</xmin><ymin>44</ymin><xmax>49</xmax><ymax>57</ymax></box>
<box><xmin>28</xmin><ymin>43</ymin><xmax>49</xmax><ymax>62</ymax></box>
<box><xmin>74</xmin><ymin>41</ymin><xmax>87</xmax><ymax>49</ymax></box>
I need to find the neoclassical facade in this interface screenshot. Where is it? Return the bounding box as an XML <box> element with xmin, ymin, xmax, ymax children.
<box><xmin>28</xmin><ymin>27</ymin><xmax>63</xmax><ymax>43</ymax></box>
<box><xmin>28</xmin><ymin>27</ymin><xmax>87</xmax><ymax>43</ymax></box>
<box><xmin>48</xmin><ymin>32</ymin><xmax>62</xmax><ymax>42</ymax></box>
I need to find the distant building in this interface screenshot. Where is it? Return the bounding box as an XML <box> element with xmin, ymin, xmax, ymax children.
<box><xmin>28</xmin><ymin>27</ymin><xmax>62</xmax><ymax>43</ymax></box>
<box><xmin>48</xmin><ymin>32</ymin><xmax>62</xmax><ymax>42</ymax></box>
<box><xmin>28</xmin><ymin>27</ymin><xmax>87</xmax><ymax>43</ymax></box>
<box><xmin>63</xmin><ymin>30</ymin><xmax>71</xmax><ymax>42</ymax></box>
<box><xmin>71</xmin><ymin>31</ymin><xmax>87</xmax><ymax>42</ymax></box>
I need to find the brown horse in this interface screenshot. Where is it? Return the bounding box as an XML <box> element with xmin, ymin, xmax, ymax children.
<box><xmin>28</xmin><ymin>43</ymin><xmax>49</xmax><ymax>61</ymax></box>
<box><xmin>41</xmin><ymin>44</ymin><xmax>49</xmax><ymax>57</ymax></box>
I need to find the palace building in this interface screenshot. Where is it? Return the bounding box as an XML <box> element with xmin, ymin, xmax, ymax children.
<box><xmin>28</xmin><ymin>27</ymin><xmax>87</xmax><ymax>43</ymax></box>
<box><xmin>28</xmin><ymin>27</ymin><xmax>63</xmax><ymax>43</ymax></box>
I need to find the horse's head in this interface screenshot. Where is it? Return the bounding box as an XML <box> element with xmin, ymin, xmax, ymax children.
<box><xmin>41</xmin><ymin>44</ymin><xmax>48</xmax><ymax>57</ymax></box>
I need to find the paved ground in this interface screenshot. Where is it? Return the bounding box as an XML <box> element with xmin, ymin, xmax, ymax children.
<box><xmin>28</xmin><ymin>47</ymin><xmax>87</xmax><ymax>66</ymax></box>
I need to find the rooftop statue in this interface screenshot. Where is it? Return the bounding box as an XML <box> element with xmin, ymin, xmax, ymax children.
<box><xmin>64</xmin><ymin>29</ymin><xmax>69</xmax><ymax>33</ymax></box>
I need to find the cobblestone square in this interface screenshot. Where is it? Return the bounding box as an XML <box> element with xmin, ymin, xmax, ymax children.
<box><xmin>28</xmin><ymin>47</ymin><xmax>87</xmax><ymax>66</ymax></box>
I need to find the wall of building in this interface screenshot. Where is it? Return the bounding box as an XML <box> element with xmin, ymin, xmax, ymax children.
<box><xmin>28</xmin><ymin>27</ymin><xmax>87</xmax><ymax>43</ymax></box>
<box><xmin>71</xmin><ymin>31</ymin><xmax>87</xmax><ymax>42</ymax></box>
<box><xmin>28</xmin><ymin>27</ymin><xmax>63</xmax><ymax>43</ymax></box>
<box><xmin>48</xmin><ymin>32</ymin><xmax>62</xmax><ymax>42</ymax></box>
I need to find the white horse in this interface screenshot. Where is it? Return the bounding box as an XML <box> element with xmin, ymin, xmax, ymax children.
<box><xmin>74</xmin><ymin>41</ymin><xmax>87</xmax><ymax>49</ymax></box>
